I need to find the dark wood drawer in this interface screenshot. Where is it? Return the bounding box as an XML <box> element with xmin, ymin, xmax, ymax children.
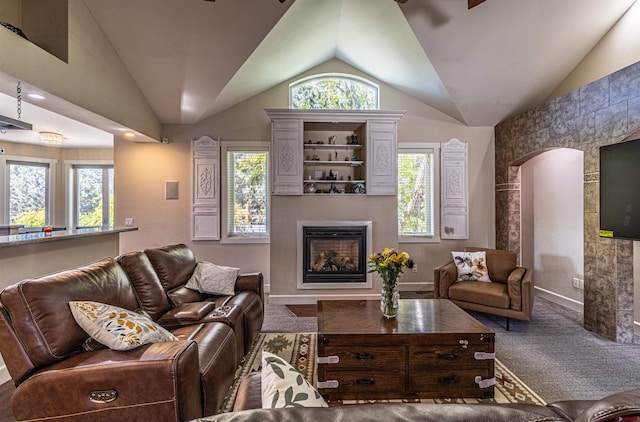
<box><xmin>409</xmin><ymin>343</ymin><xmax>493</xmax><ymax>368</ymax></box>
<box><xmin>320</xmin><ymin>345</ymin><xmax>405</xmax><ymax>369</ymax></box>
<box><xmin>409</xmin><ymin>368</ymin><xmax>494</xmax><ymax>398</ymax></box>
<box><xmin>319</xmin><ymin>369</ymin><xmax>406</xmax><ymax>398</ymax></box>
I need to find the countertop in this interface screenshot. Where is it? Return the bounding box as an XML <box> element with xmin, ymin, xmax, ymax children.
<box><xmin>0</xmin><ymin>226</ymin><xmax>138</xmax><ymax>248</ymax></box>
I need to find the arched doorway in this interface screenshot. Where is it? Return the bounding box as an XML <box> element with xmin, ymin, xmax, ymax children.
<box><xmin>521</xmin><ymin>148</ymin><xmax>584</xmax><ymax>312</ymax></box>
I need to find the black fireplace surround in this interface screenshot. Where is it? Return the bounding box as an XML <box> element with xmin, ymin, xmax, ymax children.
<box><xmin>302</xmin><ymin>226</ymin><xmax>367</xmax><ymax>284</ymax></box>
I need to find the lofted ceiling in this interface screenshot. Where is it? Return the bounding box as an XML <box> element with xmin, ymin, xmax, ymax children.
<box><xmin>81</xmin><ymin>0</ymin><xmax>637</xmax><ymax>128</ymax></box>
<box><xmin>0</xmin><ymin>0</ymin><xmax>637</xmax><ymax>149</ymax></box>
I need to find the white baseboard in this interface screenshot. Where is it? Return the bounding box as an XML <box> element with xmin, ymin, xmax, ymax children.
<box><xmin>266</xmin><ymin>282</ymin><xmax>433</xmax><ymax>305</ymax></box>
<box><xmin>269</xmin><ymin>293</ymin><xmax>379</xmax><ymax>305</ymax></box>
<box><xmin>534</xmin><ymin>286</ymin><xmax>584</xmax><ymax>313</ymax></box>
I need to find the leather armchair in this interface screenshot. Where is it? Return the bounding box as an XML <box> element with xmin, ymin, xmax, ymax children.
<box><xmin>433</xmin><ymin>247</ymin><xmax>533</xmax><ymax>329</ymax></box>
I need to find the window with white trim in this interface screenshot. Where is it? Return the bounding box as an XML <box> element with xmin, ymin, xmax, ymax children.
<box><xmin>397</xmin><ymin>143</ymin><xmax>439</xmax><ymax>242</ymax></box>
<box><xmin>221</xmin><ymin>142</ymin><xmax>269</xmax><ymax>243</ymax></box>
<box><xmin>290</xmin><ymin>73</ymin><xmax>379</xmax><ymax>110</ymax></box>
<box><xmin>6</xmin><ymin>160</ymin><xmax>53</xmax><ymax>227</ymax></box>
<box><xmin>72</xmin><ymin>165</ymin><xmax>114</xmax><ymax>228</ymax></box>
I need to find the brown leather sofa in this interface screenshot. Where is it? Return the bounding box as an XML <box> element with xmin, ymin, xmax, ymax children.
<box><xmin>203</xmin><ymin>373</ymin><xmax>640</xmax><ymax>421</ymax></box>
<box><xmin>434</xmin><ymin>247</ymin><xmax>533</xmax><ymax>329</ymax></box>
<box><xmin>0</xmin><ymin>243</ymin><xmax>264</xmax><ymax>422</ymax></box>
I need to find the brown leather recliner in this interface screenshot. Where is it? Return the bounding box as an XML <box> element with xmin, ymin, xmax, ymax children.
<box><xmin>433</xmin><ymin>247</ymin><xmax>533</xmax><ymax>329</ymax></box>
<box><xmin>0</xmin><ymin>244</ymin><xmax>264</xmax><ymax>421</ymax></box>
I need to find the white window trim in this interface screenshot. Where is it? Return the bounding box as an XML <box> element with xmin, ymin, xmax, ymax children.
<box><xmin>220</xmin><ymin>141</ymin><xmax>270</xmax><ymax>244</ymax></box>
<box><xmin>64</xmin><ymin>160</ymin><xmax>113</xmax><ymax>230</ymax></box>
<box><xmin>1</xmin><ymin>155</ymin><xmax>57</xmax><ymax>225</ymax></box>
<box><xmin>398</xmin><ymin>142</ymin><xmax>441</xmax><ymax>244</ymax></box>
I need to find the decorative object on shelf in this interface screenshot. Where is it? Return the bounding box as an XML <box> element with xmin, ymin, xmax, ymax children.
<box><xmin>305</xmin><ymin>183</ymin><xmax>316</xmax><ymax>193</ymax></box>
<box><xmin>328</xmin><ymin>183</ymin><xmax>340</xmax><ymax>194</ymax></box>
<box><xmin>350</xmin><ymin>134</ymin><xmax>359</xmax><ymax>145</ymax></box>
<box><xmin>327</xmin><ymin>170</ymin><xmax>337</xmax><ymax>180</ymax></box>
<box><xmin>329</xmin><ymin>135</ymin><xmax>337</xmax><ymax>144</ymax></box>
<box><xmin>352</xmin><ymin>182</ymin><xmax>366</xmax><ymax>194</ymax></box>
<box><xmin>368</xmin><ymin>248</ymin><xmax>412</xmax><ymax>319</ymax></box>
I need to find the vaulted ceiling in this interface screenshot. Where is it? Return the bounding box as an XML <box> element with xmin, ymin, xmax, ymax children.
<box><xmin>81</xmin><ymin>0</ymin><xmax>638</xmax><ymax>128</ymax></box>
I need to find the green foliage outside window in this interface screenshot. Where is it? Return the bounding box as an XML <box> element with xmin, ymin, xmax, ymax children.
<box><xmin>230</xmin><ymin>152</ymin><xmax>268</xmax><ymax>235</ymax></box>
<box><xmin>9</xmin><ymin>163</ymin><xmax>48</xmax><ymax>227</ymax></box>
<box><xmin>290</xmin><ymin>75</ymin><xmax>378</xmax><ymax>110</ymax></box>
<box><xmin>398</xmin><ymin>152</ymin><xmax>433</xmax><ymax>236</ymax></box>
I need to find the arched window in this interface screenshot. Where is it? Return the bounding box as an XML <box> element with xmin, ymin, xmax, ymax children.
<box><xmin>289</xmin><ymin>73</ymin><xmax>379</xmax><ymax>110</ymax></box>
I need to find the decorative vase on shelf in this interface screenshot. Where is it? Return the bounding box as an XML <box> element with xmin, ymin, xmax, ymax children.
<box><xmin>380</xmin><ymin>275</ymin><xmax>399</xmax><ymax>319</ymax></box>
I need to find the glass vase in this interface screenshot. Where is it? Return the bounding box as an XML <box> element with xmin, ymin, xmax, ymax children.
<box><xmin>380</xmin><ymin>278</ymin><xmax>399</xmax><ymax>319</ymax></box>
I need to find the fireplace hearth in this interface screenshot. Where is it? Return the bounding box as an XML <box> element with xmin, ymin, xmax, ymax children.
<box><xmin>297</xmin><ymin>221</ymin><xmax>372</xmax><ymax>289</ymax></box>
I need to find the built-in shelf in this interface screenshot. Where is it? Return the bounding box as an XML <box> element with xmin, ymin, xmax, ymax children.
<box><xmin>304</xmin><ymin>160</ymin><xmax>364</xmax><ymax>166</ymax></box>
<box><xmin>303</xmin><ymin>144</ymin><xmax>362</xmax><ymax>149</ymax></box>
<box><xmin>304</xmin><ymin>179</ymin><xmax>365</xmax><ymax>184</ymax></box>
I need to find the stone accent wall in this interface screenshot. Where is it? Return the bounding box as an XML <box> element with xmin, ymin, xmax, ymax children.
<box><xmin>495</xmin><ymin>61</ymin><xmax>640</xmax><ymax>343</ymax></box>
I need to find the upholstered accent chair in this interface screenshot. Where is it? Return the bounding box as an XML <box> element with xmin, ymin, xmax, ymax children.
<box><xmin>433</xmin><ymin>247</ymin><xmax>533</xmax><ymax>330</ymax></box>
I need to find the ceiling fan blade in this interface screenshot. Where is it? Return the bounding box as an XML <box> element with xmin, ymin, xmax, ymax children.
<box><xmin>395</xmin><ymin>0</ymin><xmax>409</xmax><ymax>3</ymax></box>
<box><xmin>468</xmin><ymin>0</ymin><xmax>486</xmax><ymax>8</ymax></box>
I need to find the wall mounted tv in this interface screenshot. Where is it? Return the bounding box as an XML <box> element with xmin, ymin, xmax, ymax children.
<box><xmin>599</xmin><ymin>138</ymin><xmax>640</xmax><ymax>240</ymax></box>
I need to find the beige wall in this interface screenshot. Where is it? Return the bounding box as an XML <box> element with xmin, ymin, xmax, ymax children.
<box><xmin>118</xmin><ymin>59</ymin><xmax>495</xmax><ymax>301</ymax></box>
<box><xmin>0</xmin><ymin>1</ymin><xmax>160</xmax><ymax>140</ymax></box>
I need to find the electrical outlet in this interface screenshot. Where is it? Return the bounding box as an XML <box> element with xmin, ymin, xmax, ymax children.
<box><xmin>412</xmin><ymin>264</ymin><xmax>418</xmax><ymax>273</ymax></box>
<box><xmin>579</xmin><ymin>279</ymin><xmax>584</xmax><ymax>290</ymax></box>
<box><xmin>124</xmin><ymin>218</ymin><xmax>134</xmax><ymax>227</ymax></box>
<box><xmin>572</xmin><ymin>277</ymin><xmax>580</xmax><ymax>288</ymax></box>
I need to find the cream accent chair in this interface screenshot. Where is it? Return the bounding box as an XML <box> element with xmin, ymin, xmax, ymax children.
<box><xmin>433</xmin><ymin>247</ymin><xmax>533</xmax><ymax>330</ymax></box>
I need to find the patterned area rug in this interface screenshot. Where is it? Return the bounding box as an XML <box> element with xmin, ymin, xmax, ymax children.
<box><xmin>218</xmin><ymin>333</ymin><xmax>545</xmax><ymax>413</ymax></box>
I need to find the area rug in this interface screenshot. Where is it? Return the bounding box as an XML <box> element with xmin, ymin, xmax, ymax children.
<box><xmin>218</xmin><ymin>333</ymin><xmax>545</xmax><ymax>413</ymax></box>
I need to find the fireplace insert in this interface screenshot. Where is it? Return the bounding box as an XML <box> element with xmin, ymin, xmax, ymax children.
<box><xmin>302</xmin><ymin>226</ymin><xmax>367</xmax><ymax>284</ymax></box>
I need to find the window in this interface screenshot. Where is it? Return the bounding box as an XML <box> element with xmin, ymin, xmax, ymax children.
<box><xmin>290</xmin><ymin>73</ymin><xmax>379</xmax><ymax>110</ymax></box>
<box><xmin>222</xmin><ymin>142</ymin><xmax>269</xmax><ymax>243</ymax></box>
<box><xmin>7</xmin><ymin>160</ymin><xmax>52</xmax><ymax>227</ymax></box>
<box><xmin>397</xmin><ymin>143</ymin><xmax>439</xmax><ymax>242</ymax></box>
<box><xmin>73</xmin><ymin>165</ymin><xmax>114</xmax><ymax>228</ymax></box>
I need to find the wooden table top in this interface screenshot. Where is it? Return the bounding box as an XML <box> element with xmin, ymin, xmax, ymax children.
<box><xmin>317</xmin><ymin>299</ymin><xmax>493</xmax><ymax>335</ymax></box>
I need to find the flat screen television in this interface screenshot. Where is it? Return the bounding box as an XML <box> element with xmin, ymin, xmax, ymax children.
<box><xmin>599</xmin><ymin>138</ymin><xmax>640</xmax><ymax>240</ymax></box>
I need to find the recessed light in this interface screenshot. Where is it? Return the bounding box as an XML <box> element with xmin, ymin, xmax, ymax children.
<box><xmin>27</xmin><ymin>93</ymin><xmax>45</xmax><ymax>100</ymax></box>
<box><xmin>124</xmin><ymin>132</ymin><xmax>135</xmax><ymax>138</ymax></box>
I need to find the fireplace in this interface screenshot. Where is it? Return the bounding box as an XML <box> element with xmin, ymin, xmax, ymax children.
<box><xmin>297</xmin><ymin>221</ymin><xmax>372</xmax><ymax>289</ymax></box>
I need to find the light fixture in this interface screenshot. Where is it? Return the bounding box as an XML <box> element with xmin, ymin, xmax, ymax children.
<box><xmin>40</xmin><ymin>132</ymin><xmax>64</xmax><ymax>145</ymax></box>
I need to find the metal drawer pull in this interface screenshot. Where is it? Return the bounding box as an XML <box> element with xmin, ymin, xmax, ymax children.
<box><xmin>475</xmin><ymin>376</ymin><xmax>496</xmax><ymax>388</ymax></box>
<box><xmin>89</xmin><ymin>390</ymin><xmax>118</xmax><ymax>403</ymax></box>
<box><xmin>438</xmin><ymin>375</ymin><xmax>459</xmax><ymax>384</ymax></box>
<box><xmin>317</xmin><ymin>356</ymin><xmax>339</xmax><ymax>364</ymax></box>
<box><xmin>355</xmin><ymin>352</ymin><xmax>374</xmax><ymax>360</ymax></box>
<box><xmin>438</xmin><ymin>353</ymin><xmax>457</xmax><ymax>360</ymax></box>
<box><xmin>355</xmin><ymin>378</ymin><xmax>375</xmax><ymax>385</ymax></box>
<box><xmin>317</xmin><ymin>380</ymin><xmax>339</xmax><ymax>389</ymax></box>
<box><xmin>474</xmin><ymin>352</ymin><xmax>496</xmax><ymax>360</ymax></box>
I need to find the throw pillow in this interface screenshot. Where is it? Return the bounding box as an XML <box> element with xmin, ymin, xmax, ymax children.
<box><xmin>451</xmin><ymin>251</ymin><xmax>491</xmax><ymax>282</ymax></box>
<box><xmin>261</xmin><ymin>351</ymin><xmax>328</xmax><ymax>408</ymax></box>
<box><xmin>185</xmin><ymin>261</ymin><xmax>240</xmax><ymax>296</ymax></box>
<box><xmin>69</xmin><ymin>301</ymin><xmax>178</xmax><ymax>351</ymax></box>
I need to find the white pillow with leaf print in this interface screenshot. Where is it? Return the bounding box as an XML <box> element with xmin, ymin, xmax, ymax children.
<box><xmin>69</xmin><ymin>301</ymin><xmax>178</xmax><ymax>351</ymax></box>
<box><xmin>451</xmin><ymin>251</ymin><xmax>491</xmax><ymax>282</ymax></box>
<box><xmin>261</xmin><ymin>351</ymin><xmax>328</xmax><ymax>408</ymax></box>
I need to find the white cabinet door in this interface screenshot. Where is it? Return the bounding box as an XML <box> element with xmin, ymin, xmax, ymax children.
<box><xmin>191</xmin><ymin>135</ymin><xmax>220</xmax><ymax>240</ymax></box>
<box><xmin>366</xmin><ymin>120</ymin><xmax>397</xmax><ymax>195</ymax></box>
<box><xmin>272</xmin><ymin>119</ymin><xmax>303</xmax><ymax>195</ymax></box>
<box><xmin>441</xmin><ymin>138</ymin><xmax>469</xmax><ymax>239</ymax></box>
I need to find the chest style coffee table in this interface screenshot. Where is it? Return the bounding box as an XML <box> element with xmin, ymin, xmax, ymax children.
<box><xmin>316</xmin><ymin>299</ymin><xmax>495</xmax><ymax>401</ymax></box>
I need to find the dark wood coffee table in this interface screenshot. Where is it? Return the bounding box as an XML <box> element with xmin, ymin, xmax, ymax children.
<box><xmin>316</xmin><ymin>299</ymin><xmax>495</xmax><ymax>400</ymax></box>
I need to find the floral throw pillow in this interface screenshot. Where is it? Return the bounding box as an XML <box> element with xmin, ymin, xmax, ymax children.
<box><xmin>185</xmin><ymin>261</ymin><xmax>240</xmax><ymax>296</ymax></box>
<box><xmin>261</xmin><ymin>351</ymin><xmax>328</xmax><ymax>408</ymax></box>
<box><xmin>451</xmin><ymin>251</ymin><xmax>491</xmax><ymax>282</ymax></box>
<box><xmin>69</xmin><ymin>301</ymin><xmax>178</xmax><ymax>351</ymax></box>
